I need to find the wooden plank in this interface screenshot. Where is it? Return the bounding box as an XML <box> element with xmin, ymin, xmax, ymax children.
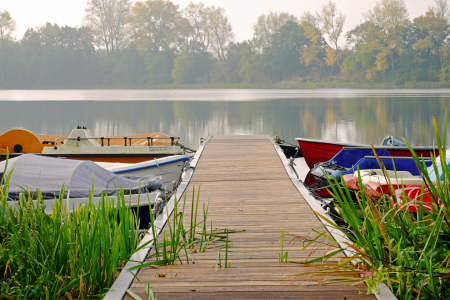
<box><xmin>123</xmin><ymin>136</ymin><xmax>374</xmax><ymax>299</ymax></box>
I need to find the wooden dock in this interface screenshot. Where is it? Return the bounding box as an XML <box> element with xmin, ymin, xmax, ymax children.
<box><xmin>121</xmin><ymin>136</ymin><xmax>375</xmax><ymax>299</ymax></box>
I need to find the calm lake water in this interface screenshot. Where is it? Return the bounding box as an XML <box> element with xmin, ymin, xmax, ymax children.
<box><xmin>1</xmin><ymin>89</ymin><xmax>450</xmax><ymax>149</ymax></box>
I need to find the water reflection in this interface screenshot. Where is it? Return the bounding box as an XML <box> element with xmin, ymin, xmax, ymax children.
<box><xmin>0</xmin><ymin>92</ymin><xmax>449</xmax><ymax>149</ymax></box>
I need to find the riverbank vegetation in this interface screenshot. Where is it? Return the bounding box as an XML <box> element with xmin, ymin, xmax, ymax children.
<box><xmin>0</xmin><ymin>177</ymin><xmax>141</xmax><ymax>299</ymax></box>
<box><xmin>2</xmin><ymin>0</ymin><xmax>450</xmax><ymax>89</ymax></box>
<box><xmin>298</xmin><ymin>115</ymin><xmax>450</xmax><ymax>299</ymax></box>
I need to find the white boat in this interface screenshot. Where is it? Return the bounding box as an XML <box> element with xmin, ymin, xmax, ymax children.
<box><xmin>1</xmin><ymin>155</ymin><xmax>164</xmax><ymax>217</ymax></box>
<box><xmin>95</xmin><ymin>155</ymin><xmax>190</xmax><ymax>192</ymax></box>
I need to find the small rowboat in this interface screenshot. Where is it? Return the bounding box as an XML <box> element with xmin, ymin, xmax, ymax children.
<box><xmin>296</xmin><ymin>136</ymin><xmax>437</xmax><ymax>169</ymax></box>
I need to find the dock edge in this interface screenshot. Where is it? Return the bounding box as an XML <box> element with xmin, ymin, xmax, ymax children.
<box><xmin>268</xmin><ymin>136</ymin><xmax>397</xmax><ymax>300</ymax></box>
<box><xmin>103</xmin><ymin>136</ymin><xmax>213</xmax><ymax>300</ymax></box>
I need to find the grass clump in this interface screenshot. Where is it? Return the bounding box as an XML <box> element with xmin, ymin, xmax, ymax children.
<box><xmin>0</xmin><ymin>170</ymin><xmax>142</xmax><ymax>299</ymax></box>
<box><xmin>297</xmin><ymin>112</ymin><xmax>450</xmax><ymax>299</ymax></box>
<box><xmin>131</xmin><ymin>186</ymin><xmax>235</xmax><ymax>270</ymax></box>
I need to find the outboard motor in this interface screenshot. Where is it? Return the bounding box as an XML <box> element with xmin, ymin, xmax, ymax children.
<box><xmin>381</xmin><ymin>135</ymin><xmax>406</xmax><ymax>146</ymax></box>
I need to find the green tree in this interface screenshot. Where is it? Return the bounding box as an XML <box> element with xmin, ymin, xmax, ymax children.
<box><xmin>112</xmin><ymin>45</ymin><xmax>147</xmax><ymax>84</ymax></box>
<box><xmin>0</xmin><ymin>11</ymin><xmax>16</xmax><ymax>85</ymax></box>
<box><xmin>317</xmin><ymin>1</ymin><xmax>346</xmax><ymax>51</ymax></box>
<box><xmin>413</xmin><ymin>7</ymin><xmax>450</xmax><ymax>80</ymax></box>
<box><xmin>0</xmin><ymin>11</ymin><xmax>15</xmax><ymax>45</ymax></box>
<box><xmin>204</xmin><ymin>6</ymin><xmax>235</xmax><ymax>82</ymax></box>
<box><xmin>252</xmin><ymin>12</ymin><xmax>298</xmax><ymax>53</ymax></box>
<box><xmin>18</xmin><ymin>23</ymin><xmax>95</xmax><ymax>87</ymax></box>
<box><xmin>240</xmin><ymin>21</ymin><xmax>309</xmax><ymax>83</ymax></box>
<box><xmin>127</xmin><ymin>0</ymin><xmax>186</xmax><ymax>56</ymax></box>
<box><xmin>364</xmin><ymin>0</ymin><xmax>409</xmax><ymax>73</ymax></box>
<box><xmin>182</xmin><ymin>3</ymin><xmax>210</xmax><ymax>52</ymax></box>
<box><xmin>84</xmin><ymin>0</ymin><xmax>131</xmax><ymax>56</ymax></box>
<box><xmin>299</xmin><ymin>12</ymin><xmax>328</xmax><ymax>78</ymax></box>
<box><xmin>239</xmin><ymin>42</ymin><xmax>268</xmax><ymax>83</ymax></box>
<box><xmin>172</xmin><ymin>51</ymin><xmax>212</xmax><ymax>84</ymax></box>
<box><xmin>147</xmin><ymin>50</ymin><xmax>176</xmax><ymax>84</ymax></box>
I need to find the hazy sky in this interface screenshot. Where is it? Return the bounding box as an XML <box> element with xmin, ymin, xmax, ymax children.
<box><xmin>2</xmin><ymin>0</ymin><xmax>437</xmax><ymax>44</ymax></box>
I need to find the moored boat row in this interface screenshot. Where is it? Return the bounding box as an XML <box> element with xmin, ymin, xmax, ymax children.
<box><xmin>293</xmin><ymin>135</ymin><xmax>445</xmax><ymax>213</ymax></box>
<box><xmin>0</xmin><ymin>127</ymin><xmax>193</xmax><ymax>228</ymax></box>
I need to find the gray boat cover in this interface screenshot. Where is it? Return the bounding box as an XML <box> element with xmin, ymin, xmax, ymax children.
<box><xmin>0</xmin><ymin>154</ymin><xmax>162</xmax><ymax>200</ymax></box>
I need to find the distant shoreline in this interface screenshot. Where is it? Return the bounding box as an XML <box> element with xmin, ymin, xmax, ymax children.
<box><xmin>2</xmin><ymin>81</ymin><xmax>450</xmax><ymax>90</ymax></box>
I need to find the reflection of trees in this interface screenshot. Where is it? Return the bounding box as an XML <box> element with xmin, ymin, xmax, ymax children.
<box><xmin>339</xmin><ymin>97</ymin><xmax>449</xmax><ymax>145</ymax></box>
<box><xmin>1</xmin><ymin>96</ymin><xmax>450</xmax><ymax>148</ymax></box>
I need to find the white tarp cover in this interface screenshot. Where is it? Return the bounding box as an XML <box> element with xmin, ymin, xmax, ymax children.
<box><xmin>0</xmin><ymin>154</ymin><xmax>162</xmax><ymax>199</ymax></box>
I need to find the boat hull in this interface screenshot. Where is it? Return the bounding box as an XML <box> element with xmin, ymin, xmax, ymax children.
<box><xmin>97</xmin><ymin>155</ymin><xmax>190</xmax><ymax>191</ymax></box>
<box><xmin>296</xmin><ymin>138</ymin><xmax>438</xmax><ymax>169</ymax></box>
<box><xmin>0</xmin><ymin>153</ymin><xmax>177</xmax><ymax>163</ymax></box>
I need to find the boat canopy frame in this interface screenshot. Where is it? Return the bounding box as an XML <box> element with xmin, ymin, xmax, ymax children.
<box><xmin>52</xmin><ymin>136</ymin><xmax>181</xmax><ymax>149</ymax></box>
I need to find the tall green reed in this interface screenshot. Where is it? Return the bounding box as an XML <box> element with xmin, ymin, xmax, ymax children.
<box><xmin>0</xmin><ymin>175</ymin><xmax>141</xmax><ymax>299</ymax></box>
<box><xmin>297</xmin><ymin>111</ymin><xmax>450</xmax><ymax>299</ymax></box>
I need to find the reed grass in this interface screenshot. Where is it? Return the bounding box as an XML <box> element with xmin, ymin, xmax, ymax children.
<box><xmin>0</xmin><ymin>168</ymin><xmax>142</xmax><ymax>299</ymax></box>
<box><xmin>296</xmin><ymin>111</ymin><xmax>450</xmax><ymax>299</ymax></box>
<box><xmin>130</xmin><ymin>186</ymin><xmax>235</xmax><ymax>273</ymax></box>
<box><xmin>278</xmin><ymin>230</ymin><xmax>288</xmax><ymax>263</ymax></box>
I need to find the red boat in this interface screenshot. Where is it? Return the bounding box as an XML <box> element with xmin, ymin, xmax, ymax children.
<box><xmin>296</xmin><ymin>138</ymin><xmax>438</xmax><ymax>169</ymax></box>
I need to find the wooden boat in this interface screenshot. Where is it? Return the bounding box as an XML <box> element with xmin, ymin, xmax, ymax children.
<box><xmin>0</xmin><ymin>127</ymin><xmax>184</xmax><ymax>163</ymax></box>
<box><xmin>296</xmin><ymin>137</ymin><xmax>438</xmax><ymax>169</ymax></box>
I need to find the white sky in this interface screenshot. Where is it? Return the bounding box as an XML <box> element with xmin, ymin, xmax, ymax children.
<box><xmin>2</xmin><ymin>0</ymin><xmax>437</xmax><ymax>45</ymax></box>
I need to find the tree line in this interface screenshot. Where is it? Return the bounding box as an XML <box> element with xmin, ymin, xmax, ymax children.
<box><xmin>0</xmin><ymin>0</ymin><xmax>450</xmax><ymax>88</ymax></box>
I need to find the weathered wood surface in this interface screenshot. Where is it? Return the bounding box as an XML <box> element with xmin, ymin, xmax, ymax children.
<box><xmin>125</xmin><ymin>136</ymin><xmax>374</xmax><ymax>299</ymax></box>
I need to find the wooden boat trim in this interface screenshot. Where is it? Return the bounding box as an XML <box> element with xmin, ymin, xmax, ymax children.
<box><xmin>269</xmin><ymin>136</ymin><xmax>397</xmax><ymax>300</ymax></box>
<box><xmin>102</xmin><ymin>136</ymin><xmax>212</xmax><ymax>300</ymax></box>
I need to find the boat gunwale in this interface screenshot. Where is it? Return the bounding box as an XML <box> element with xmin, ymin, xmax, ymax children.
<box><xmin>109</xmin><ymin>156</ymin><xmax>190</xmax><ymax>174</ymax></box>
<box><xmin>296</xmin><ymin>137</ymin><xmax>438</xmax><ymax>150</ymax></box>
<box><xmin>363</xmin><ymin>156</ymin><xmax>433</xmax><ymax>160</ymax></box>
<box><xmin>295</xmin><ymin>137</ymin><xmax>362</xmax><ymax>146</ymax></box>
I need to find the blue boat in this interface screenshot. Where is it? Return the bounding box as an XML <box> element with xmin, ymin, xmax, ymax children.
<box><xmin>310</xmin><ymin>147</ymin><xmax>433</xmax><ymax>182</ymax></box>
